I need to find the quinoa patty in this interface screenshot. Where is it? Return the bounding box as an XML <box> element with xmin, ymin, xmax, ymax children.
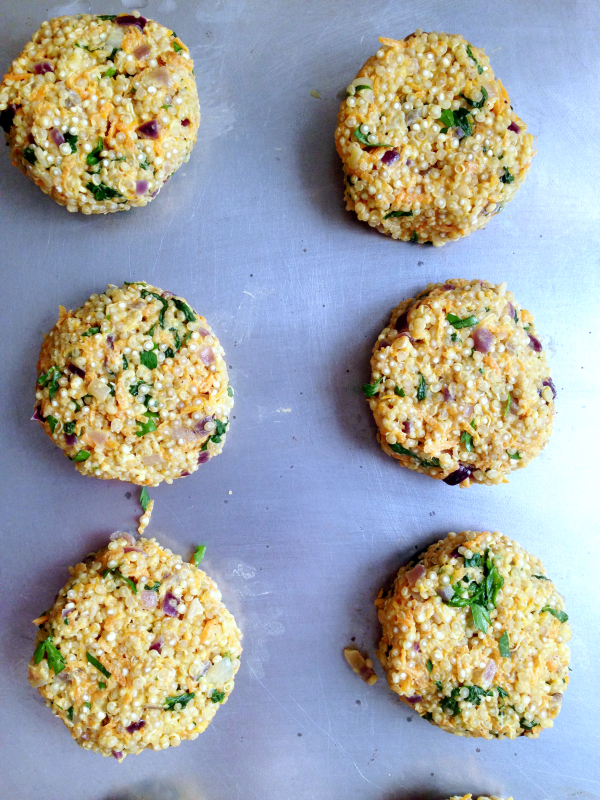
<box><xmin>376</xmin><ymin>530</ymin><xmax>570</xmax><ymax>739</ymax></box>
<box><xmin>365</xmin><ymin>279</ymin><xmax>554</xmax><ymax>487</ymax></box>
<box><xmin>447</xmin><ymin>796</ymin><xmax>512</xmax><ymax>800</ymax></box>
<box><xmin>335</xmin><ymin>30</ymin><xmax>534</xmax><ymax>245</ymax></box>
<box><xmin>0</xmin><ymin>13</ymin><xmax>199</xmax><ymax>213</ymax></box>
<box><xmin>29</xmin><ymin>533</ymin><xmax>242</xmax><ymax>761</ymax></box>
<box><xmin>34</xmin><ymin>281</ymin><xmax>232</xmax><ymax>486</ymax></box>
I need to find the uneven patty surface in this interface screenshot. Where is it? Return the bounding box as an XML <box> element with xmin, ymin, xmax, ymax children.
<box><xmin>0</xmin><ymin>12</ymin><xmax>199</xmax><ymax>213</ymax></box>
<box><xmin>335</xmin><ymin>29</ymin><xmax>534</xmax><ymax>245</ymax></box>
<box><xmin>34</xmin><ymin>281</ymin><xmax>232</xmax><ymax>486</ymax></box>
<box><xmin>376</xmin><ymin>530</ymin><xmax>570</xmax><ymax>739</ymax></box>
<box><xmin>29</xmin><ymin>533</ymin><xmax>242</xmax><ymax>761</ymax></box>
<box><xmin>365</xmin><ymin>279</ymin><xmax>554</xmax><ymax>486</ymax></box>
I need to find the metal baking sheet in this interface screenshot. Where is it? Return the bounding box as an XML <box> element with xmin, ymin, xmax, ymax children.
<box><xmin>1</xmin><ymin>1</ymin><xmax>599</xmax><ymax>798</ymax></box>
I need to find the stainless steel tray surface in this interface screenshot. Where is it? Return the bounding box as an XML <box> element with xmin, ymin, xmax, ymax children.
<box><xmin>1</xmin><ymin>1</ymin><xmax>599</xmax><ymax>798</ymax></box>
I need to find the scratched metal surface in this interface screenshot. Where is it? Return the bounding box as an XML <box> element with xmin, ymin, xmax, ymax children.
<box><xmin>1</xmin><ymin>1</ymin><xmax>599</xmax><ymax>798</ymax></box>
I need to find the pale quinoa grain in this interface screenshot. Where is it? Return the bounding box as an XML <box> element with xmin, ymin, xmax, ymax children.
<box><xmin>29</xmin><ymin>534</ymin><xmax>242</xmax><ymax>761</ymax></box>
<box><xmin>335</xmin><ymin>30</ymin><xmax>534</xmax><ymax>245</ymax></box>
<box><xmin>376</xmin><ymin>530</ymin><xmax>570</xmax><ymax>739</ymax></box>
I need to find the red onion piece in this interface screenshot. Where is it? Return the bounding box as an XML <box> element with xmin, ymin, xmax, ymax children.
<box><xmin>137</xmin><ymin>120</ymin><xmax>159</xmax><ymax>139</ymax></box>
<box><xmin>150</xmin><ymin>189</ymin><xmax>160</xmax><ymax>198</ymax></box>
<box><xmin>0</xmin><ymin>104</ymin><xmax>17</xmax><ymax>133</ymax></box>
<box><xmin>198</xmin><ymin>451</ymin><xmax>211</xmax><ymax>464</ymax></box>
<box><xmin>32</xmin><ymin>407</ymin><xmax>44</xmax><ymax>422</ymax></box>
<box><xmin>454</xmin><ymin>126</ymin><xmax>465</xmax><ymax>140</ymax></box>
<box><xmin>376</xmin><ymin>338</ymin><xmax>391</xmax><ymax>351</ymax></box>
<box><xmin>412</xmin><ymin>642</ymin><xmax>420</xmax><ymax>653</ymax></box>
<box><xmin>64</xmin><ymin>432</ymin><xmax>77</xmax><ymax>447</ymax></box>
<box><xmin>61</xmin><ymin>606</ymin><xmax>74</xmax><ymax>618</ymax></box>
<box><xmin>442</xmin><ymin>283</ymin><xmax>455</xmax><ymax>290</ymax></box>
<box><xmin>88</xmin><ymin>430</ymin><xmax>109</xmax><ymax>448</ymax></box>
<box><xmin>473</xmin><ymin>326</ymin><xmax>494</xmax><ymax>353</ymax></box>
<box><xmin>542</xmin><ymin>378</ymin><xmax>556</xmax><ymax>399</ymax></box>
<box><xmin>123</xmin><ymin>546</ymin><xmax>144</xmax><ymax>553</ymax></box>
<box><xmin>147</xmin><ymin>66</ymin><xmax>171</xmax><ymax>87</ymax></box>
<box><xmin>170</xmin><ymin>421</ymin><xmax>198</xmax><ymax>444</ymax></box>
<box><xmin>133</xmin><ymin>43</ymin><xmax>151</xmax><ymax>60</ymax></box>
<box><xmin>443</xmin><ymin>386</ymin><xmax>454</xmax><ymax>402</ymax></box>
<box><xmin>404</xmin><ymin>695</ymin><xmax>423</xmax><ymax>704</ymax></box>
<box><xmin>481</xmin><ymin>658</ymin><xmax>497</xmax><ymax>687</ymax></box>
<box><xmin>141</xmin><ymin>591</ymin><xmax>157</xmax><ymax>609</ymax></box>
<box><xmin>402</xmin><ymin>421</ymin><xmax>411</xmax><ymax>435</ymax></box>
<box><xmin>462</xmin><ymin>404</ymin><xmax>474</xmax><ymax>417</ymax></box>
<box><xmin>112</xmin><ymin>750</ymin><xmax>123</xmax><ymax>760</ymax></box>
<box><xmin>33</xmin><ymin>62</ymin><xmax>54</xmax><ymax>75</ymax></box>
<box><xmin>192</xmin><ymin>416</ymin><xmax>213</xmax><ymax>435</ymax></box>
<box><xmin>141</xmin><ymin>453</ymin><xmax>165</xmax><ymax>467</ymax></box>
<box><xmin>126</xmin><ymin>720</ymin><xmax>145</xmax><ymax>734</ymax></box>
<box><xmin>394</xmin><ymin>309</ymin><xmax>411</xmax><ymax>335</ymax></box>
<box><xmin>381</xmin><ymin>148</ymin><xmax>400</xmax><ymax>166</ymax></box>
<box><xmin>180</xmin><ymin>470</ymin><xmax>190</xmax><ymax>477</ymax></box>
<box><xmin>110</xmin><ymin>531</ymin><xmax>137</xmax><ymax>545</ymax></box>
<box><xmin>508</xmin><ymin>121</ymin><xmax>520</xmax><ymax>133</ymax></box>
<box><xmin>136</xmin><ymin>180</ymin><xmax>148</xmax><ymax>195</ymax></box>
<box><xmin>450</xmin><ymin>548</ymin><xmax>461</xmax><ymax>559</ymax></box>
<box><xmin>149</xmin><ymin>636</ymin><xmax>163</xmax><ymax>653</ymax></box>
<box><xmin>198</xmin><ymin>327</ymin><xmax>211</xmax><ymax>337</ymax></box>
<box><xmin>406</xmin><ymin>564</ymin><xmax>425</xmax><ymax>585</ymax></box>
<box><xmin>528</xmin><ymin>333</ymin><xmax>542</xmax><ymax>352</ymax></box>
<box><xmin>181</xmin><ymin>118</ymin><xmax>190</xmax><ymax>127</ymax></box>
<box><xmin>50</xmin><ymin>127</ymin><xmax>65</xmax><ymax>147</ymax></box>
<box><xmin>406</xmin><ymin>158</ymin><xmax>413</xmax><ymax>166</ymax></box>
<box><xmin>506</xmin><ymin>302</ymin><xmax>514</xmax><ymax>318</ymax></box>
<box><xmin>162</xmin><ymin>591</ymin><xmax>178</xmax><ymax>617</ymax></box>
<box><xmin>106</xmin><ymin>334</ymin><xmax>115</xmax><ymax>350</ymax></box>
<box><xmin>437</xmin><ymin>585</ymin><xmax>454</xmax><ymax>602</ymax></box>
<box><xmin>116</xmin><ymin>14</ymin><xmax>147</xmax><ymax>30</ymax></box>
<box><xmin>443</xmin><ymin>464</ymin><xmax>473</xmax><ymax>486</ymax></box>
<box><xmin>199</xmin><ymin>346</ymin><xmax>214</xmax><ymax>366</ymax></box>
<box><xmin>68</xmin><ymin>363</ymin><xmax>85</xmax><ymax>378</ymax></box>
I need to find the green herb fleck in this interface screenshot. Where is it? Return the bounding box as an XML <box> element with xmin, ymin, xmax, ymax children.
<box><xmin>103</xmin><ymin>567</ymin><xmax>137</xmax><ymax>594</ymax></box>
<box><xmin>465</xmin><ymin>685</ymin><xmax>494</xmax><ymax>705</ymax></box>
<box><xmin>440</xmin><ymin>688</ymin><xmax>461</xmax><ymax>717</ymax></box>
<box><xmin>129</xmin><ymin>380</ymin><xmax>143</xmax><ymax>396</ymax></box>
<box><xmin>460</xmin><ymin>431</ymin><xmax>473</xmax><ymax>452</ymax></box>
<box><xmin>173</xmin><ymin>299</ymin><xmax>195</xmax><ymax>323</ymax></box>
<box><xmin>210</xmin><ymin>419</ymin><xmax>228</xmax><ymax>444</ymax></box>
<box><xmin>384</xmin><ymin>210</ymin><xmax>413</xmax><ymax>219</ymax></box>
<box><xmin>173</xmin><ymin>41</ymin><xmax>183</xmax><ymax>53</ymax></box>
<box><xmin>86</xmin><ymin>137</ymin><xmax>103</xmax><ymax>165</ymax></box>
<box><xmin>353</xmin><ymin>127</ymin><xmax>393</xmax><ymax>148</ymax></box>
<box><xmin>63</xmin><ymin>421</ymin><xmax>76</xmax><ymax>436</ymax></box>
<box><xmin>541</xmin><ymin>606</ymin><xmax>568</xmax><ymax>623</ymax></box>
<box><xmin>444</xmin><ymin>549</ymin><xmax>503</xmax><ymax>633</ymax></box>
<box><xmin>140</xmin><ymin>350</ymin><xmax>158</xmax><ymax>370</ymax></box>
<box><xmin>82</xmin><ymin>326</ymin><xmax>101</xmax><ymax>337</ymax></box>
<box><xmin>439</xmin><ymin>107</ymin><xmax>473</xmax><ymax>136</ymax></box>
<box><xmin>501</xmin><ymin>167</ymin><xmax>514</xmax><ymax>184</ymax></box>
<box><xmin>141</xmin><ymin>290</ymin><xmax>168</xmax><ymax>327</ymax></box>
<box><xmin>72</xmin><ymin>450</ymin><xmax>90</xmax><ymax>462</ymax></box>
<box><xmin>422</xmin><ymin>712</ymin><xmax>434</xmax><ymax>721</ymax></box>
<box><xmin>520</xmin><ymin>718</ymin><xmax>538</xmax><ymax>730</ymax></box>
<box><xmin>450</xmin><ymin>331</ymin><xmax>460</xmax><ymax>343</ymax></box>
<box><xmin>140</xmin><ymin>157</ymin><xmax>150</xmax><ymax>170</ymax></box>
<box><xmin>508</xmin><ymin>451</ymin><xmax>521</xmax><ymax>460</ymax></box>
<box><xmin>496</xmin><ymin>686</ymin><xmax>509</xmax><ymax>699</ymax></box>
<box><xmin>426</xmin><ymin>659</ymin><xmax>433</xmax><ymax>673</ymax></box>
<box><xmin>227</xmin><ymin>385</ymin><xmax>234</xmax><ymax>397</ymax></box>
<box><xmin>23</xmin><ymin>147</ymin><xmax>36</xmax><ymax>165</ymax></box>
<box><xmin>394</xmin><ymin>386</ymin><xmax>405</xmax><ymax>397</ymax></box>
<box><xmin>67</xmin><ymin>706</ymin><xmax>74</xmax><ymax>720</ymax></box>
<box><xmin>86</xmin><ymin>652</ymin><xmax>111</xmax><ymax>678</ymax></box>
<box><xmin>446</xmin><ymin>313</ymin><xmax>478</xmax><ymax>329</ymax></box>
<box><xmin>410</xmin><ymin>231</ymin><xmax>418</xmax><ymax>243</ymax></box>
<box><xmin>63</xmin><ymin>132</ymin><xmax>78</xmax><ymax>152</ymax></box>
<box><xmin>122</xmin><ymin>354</ymin><xmax>128</xmax><ymax>371</ymax></box>
<box><xmin>86</xmin><ymin>181</ymin><xmax>123</xmax><ymax>202</ymax></box>
<box><xmin>499</xmin><ymin>631</ymin><xmax>510</xmax><ymax>658</ymax></box>
<box><xmin>503</xmin><ymin>394</ymin><xmax>512</xmax><ymax>418</ymax></box>
<box><xmin>362</xmin><ymin>376</ymin><xmax>383</xmax><ymax>397</ymax></box>
<box><xmin>460</xmin><ymin>86</ymin><xmax>488</xmax><ymax>108</ymax></box>
<box><xmin>192</xmin><ymin>545</ymin><xmax>206</xmax><ymax>567</ymax></box>
<box><xmin>108</xmin><ymin>47</ymin><xmax>120</xmax><ymax>61</ymax></box>
<box><xmin>533</xmin><ymin>574</ymin><xmax>550</xmax><ymax>581</ymax></box>
<box><xmin>164</xmin><ymin>692</ymin><xmax>195</xmax><ymax>711</ymax></box>
<box><xmin>144</xmin><ymin>581</ymin><xmax>160</xmax><ymax>591</ymax></box>
<box><xmin>34</xmin><ymin>633</ymin><xmax>65</xmax><ymax>675</ymax></box>
<box><xmin>389</xmin><ymin>443</ymin><xmax>440</xmax><ymax>470</ymax></box>
<box><xmin>513</xmin><ymin>309</ymin><xmax>518</xmax><ymax>324</ymax></box>
<box><xmin>470</xmin><ymin>419</ymin><xmax>476</xmax><ymax>430</ymax></box>
<box><xmin>140</xmin><ymin>487</ymin><xmax>150</xmax><ymax>513</ymax></box>
<box><xmin>97</xmin><ymin>14</ymin><xmax>116</xmax><ymax>20</ymax></box>
<box><xmin>98</xmin><ymin>682</ymin><xmax>106</xmax><ymax>690</ymax></box>
<box><xmin>434</xmin><ymin>680</ymin><xmax>443</xmax><ymax>692</ymax></box>
<box><xmin>464</xmin><ymin>552</ymin><xmax>481</xmax><ymax>568</ymax></box>
<box><xmin>466</xmin><ymin>44</ymin><xmax>483</xmax><ymax>74</ymax></box>
<box><xmin>210</xmin><ymin>690</ymin><xmax>226</xmax><ymax>704</ymax></box>
<box><xmin>417</xmin><ymin>373</ymin><xmax>427</xmax><ymax>401</ymax></box>
<box><xmin>46</xmin><ymin>415</ymin><xmax>58</xmax><ymax>434</ymax></box>
<box><xmin>135</xmin><ymin>412</ymin><xmax>157</xmax><ymax>437</ymax></box>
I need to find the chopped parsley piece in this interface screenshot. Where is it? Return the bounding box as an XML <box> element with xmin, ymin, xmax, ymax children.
<box><xmin>439</xmin><ymin>107</ymin><xmax>473</xmax><ymax>136</ymax></box>
<box><xmin>520</xmin><ymin>718</ymin><xmax>538</xmax><ymax>730</ymax></box>
<box><xmin>129</xmin><ymin>380</ymin><xmax>143</xmax><ymax>396</ymax></box>
<box><xmin>465</xmin><ymin>685</ymin><xmax>494</xmax><ymax>705</ymax></box>
<box><xmin>144</xmin><ymin>581</ymin><xmax>160</xmax><ymax>591</ymax></box>
<box><xmin>63</xmin><ymin>421</ymin><xmax>76</xmax><ymax>435</ymax></box>
<box><xmin>169</xmin><ymin>327</ymin><xmax>182</xmax><ymax>351</ymax></box>
<box><xmin>227</xmin><ymin>385</ymin><xmax>234</xmax><ymax>397</ymax></box>
<box><xmin>422</xmin><ymin>712</ymin><xmax>434</xmax><ymax>721</ymax></box>
<box><xmin>352</xmin><ymin>84</ymin><xmax>372</xmax><ymax>93</ymax></box>
<box><xmin>86</xmin><ymin>652</ymin><xmax>111</xmax><ymax>679</ymax></box>
<box><xmin>533</xmin><ymin>574</ymin><xmax>550</xmax><ymax>581</ymax></box>
<box><xmin>394</xmin><ymin>386</ymin><xmax>405</xmax><ymax>397</ymax></box>
<box><xmin>464</xmin><ymin>552</ymin><xmax>481</xmax><ymax>568</ymax></box>
<box><xmin>410</xmin><ymin>231</ymin><xmax>418</xmax><ymax>243</ymax></box>
<box><xmin>426</xmin><ymin>659</ymin><xmax>433</xmax><ymax>673</ymax></box>
<box><xmin>164</xmin><ymin>692</ymin><xmax>195</xmax><ymax>711</ymax></box>
<box><xmin>103</xmin><ymin>567</ymin><xmax>137</xmax><ymax>594</ymax></box>
<box><xmin>140</xmin><ymin>157</ymin><xmax>150</xmax><ymax>170</ymax></box>
<box><xmin>63</xmin><ymin>132</ymin><xmax>78</xmax><ymax>152</ymax></box>
<box><xmin>440</xmin><ymin>688</ymin><xmax>461</xmax><ymax>716</ymax></box>
<box><xmin>173</xmin><ymin>298</ymin><xmax>195</xmax><ymax>323</ymax></box>
<box><xmin>210</xmin><ymin>690</ymin><xmax>226</xmax><ymax>704</ymax></box>
<box><xmin>86</xmin><ymin>137</ymin><xmax>103</xmax><ymax>165</ymax></box>
<box><xmin>446</xmin><ymin>313</ymin><xmax>478</xmax><ymax>329</ymax></box>
<box><xmin>34</xmin><ymin>632</ymin><xmax>65</xmax><ymax>675</ymax></box>
<box><xmin>141</xmin><ymin>290</ymin><xmax>168</xmax><ymax>327</ymax></box>
<box><xmin>470</xmin><ymin>419</ymin><xmax>476</xmax><ymax>430</ymax></box>
<box><xmin>107</xmin><ymin>47</ymin><xmax>120</xmax><ymax>61</ymax></box>
<box><xmin>23</xmin><ymin>147</ymin><xmax>37</xmax><ymax>165</ymax></box>
<box><xmin>362</xmin><ymin>376</ymin><xmax>383</xmax><ymax>397</ymax></box>
<box><xmin>508</xmin><ymin>451</ymin><xmax>521</xmax><ymax>460</ymax></box>
<box><xmin>501</xmin><ymin>167</ymin><xmax>514</xmax><ymax>184</ymax></box>
<box><xmin>210</xmin><ymin>419</ymin><xmax>228</xmax><ymax>444</ymax></box>
<box><xmin>499</xmin><ymin>631</ymin><xmax>510</xmax><ymax>658</ymax></box>
<box><xmin>503</xmin><ymin>394</ymin><xmax>512</xmax><ymax>417</ymax></box>
<box><xmin>192</xmin><ymin>545</ymin><xmax>206</xmax><ymax>567</ymax></box>
<box><xmin>496</xmin><ymin>686</ymin><xmax>509</xmax><ymax>699</ymax></box>
<box><xmin>460</xmin><ymin>431</ymin><xmax>473</xmax><ymax>452</ymax></box>
<box><xmin>434</xmin><ymin>680</ymin><xmax>443</xmax><ymax>692</ymax></box>
<box><xmin>135</xmin><ymin>412</ymin><xmax>157</xmax><ymax>437</ymax></box>
<box><xmin>38</xmin><ymin>366</ymin><xmax>60</xmax><ymax>390</ymax></box>
<box><xmin>466</xmin><ymin>44</ymin><xmax>483</xmax><ymax>74</ymax></box>
<box><xmin>86</xmin><ymin>181</ymin><xmax>123</xmax><ymax>201</ymax></box>
<box><xmin>460</xmin><ymin>86</ymin><xmax>488</xmax><ymax>108</ymax></box>
<box><xmin>140</xmin><ymin>350</ymin><xmax>158</xmax><ymax>370</ymax></box>
<box><xmin>97</xmin><ymin>14</ymin><xmax>116</xmax><ymax>20</ymax></box>
<box><xmin>389</xmin><ymin>443</ymin><xmax>440</xmax><ymax>470</ymax></box>
<box><xmin>444</xmin><ymin>549</ymin><xmax>503</xmax><ymax>633</ymax></box>
<box><xmin>67</xmin><ymin>706</ymin><xmax>74</xmax><ymax>720</ymax></box>
<box><xmin>98</xmin><ymin>682</ymin><xmax>106</xmax><ymax>690</ymax></box>
<box><xmin>173</xmin><ymin>41</ymin><xmax>183</xmax><ymax>53</ymax></box>
<box><xmin>82</xmin><ymin>326</ymin><xmax>100</xmax><ymax>337</ymax></box>
<box><xmin>46</xmin><ymin>415</ymin><xmax>58</xmax><ymax>434</ymax></box>
<box><xmin>417</xmin><ymin>373</ymin><xmax>427</xmax><ymax>401</ymax></box>
<box><xmin>140</xmin><ymin>487</ymin><xmax>150</xmax><ymax>512</ymax></box>
<box><xmin>122</xmin><ymin>354</ymin><xmax>128</xmax><ymax>370</ymax></box>
<box><xmin>541</xmin><ymin>606</ymin><xmax>568</xmax><ymax>623</ymax></box>
<box><xmin>450</xmin><ymin>331</ymin><xmax>460</xmax><ymax>343</ymax></box>
<box><xmin>72</xmin><ymin>450</ymin><xmax>90</xmax><ymax>462</ymax></box>
<box><xmin>353</xmin><ymin>127</ymin><xmax>393</xmax><ymax>147</ymax></box>
<box><xmin>384</xmin><ymin>210</ymin><xmax>413</xmax><ymax>219</ymax></box>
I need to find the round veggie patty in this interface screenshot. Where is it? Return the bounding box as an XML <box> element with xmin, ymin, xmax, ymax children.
<box><xmin>29</xmin><ymin>534</ymin><xmax>242</xmax><ymax>761</ymax></box>
<box><xmin>376</xmin><ymin>530</ymin><xmax>570</xmax><ymax>739</ymax></box>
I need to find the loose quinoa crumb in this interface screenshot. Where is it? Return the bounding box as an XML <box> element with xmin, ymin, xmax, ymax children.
<box><xmin>0</xmin><ymin>14</ymin><xmax>199</xmax><ymax>213</ymax></box>
<box><xmin>335</xmin><ymin>30</ymin><xmax>534</xmax><ymax>245</ymax></box>
<box><xmin>28</xmin><ymin>534</ymin><xmax>242</xmax><ymax>761</ymax></box>
<box><xmin>376</xmin><ymin>530</ymin><xmax>570</xmax><ymax>739</ymax></box>
<box><xmin>34</xmin><ymin>281</ymin><xmax>233</xmax><ymax>486</ymax></box>
<box><xmin>366</xmin><ymin>279</ymin><xmax>554</xmax><ymax>486</ymax></box>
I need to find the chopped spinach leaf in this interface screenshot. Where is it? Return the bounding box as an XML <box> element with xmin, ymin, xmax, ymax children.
<box><xmin>465</xmin><ymin>685</ymin><xmax>494</xmax><ymax>705</ymax></box>
<box><xmin>471</xmin><ymin>603</ymin><xmax>491</xmax><ymax>632</ymax></box>
<box><xmin>63</xmin><ymin>132</ymin><xmax>78</xmax><ymax>152</ymax></box>
<box><xmin>446</xmin><ymin>313</ymin><xmax>478</xmax><ymax>329</ymax></box>
<box><xmin>353</xmin><ymin>127</ymin><xmax>393</xmax><ymax>148</ymax></box>
<box><xmin>173</xmin><ymin>298</ymin><xmax>195</xmax><ymax>323</ymax></box>
<box><xmin>496</xmin><ymin>685</ymin><xmax>509</xmax><ymax>699</ymax></box>
<box><xmin>34</xmin><ymin>632</ymin><xmax>65</xmax><ymax>674</ymax></box>
<box><xmin>362</xmin><ymin>376</ymin><xmax>383</xmax><ymax>397</ymax></box>
<box><xmin>63</xmin><ymin>421</ymin><xmax>76</xmax><ymax>436</ymax></box>
<box><xmin>135</xmin><ymin>412</ymin><xmax>157</xmax><ymax>437</ymax></box>
<box><xmin>440</xmin><ymin>688</ymin><xmax>461</xmax><ymax>716</ymax></box>
<box><xmin>210</xmin><ymin>690</ymin><xmax>226</xmax><ymax>704</ymax></box>
<box><xmin>434</xmin><ymin>680</ymin><xmax>443</xmax><ymax>691</ymax></box>
<box><xmin>501</xmin><ymin>167</ymin><xmax>514</xmax><ymax>184</ymax></box>
<box><xmin>164</xmin><ymin>692</ymin><xmax>195</xmax><ymax>711</ymax></box>
<box><xmin>98</xmin><ymin>682</ymin><xmax>106</xmax><ymax>690</ymax></box>
<box><xmin>173</xmin><ymin>41</ymin><xmax>183</xmax><ymax>53</ymax></box>
<box><xmin>145</xmin><ymin>581</ymin><xmax>160</xmax><ymax>591</ymax></box>
<box><xmin>122</xmin><ymin>354</ymin><xmax>128</xmax><ymax>370</ymax></box>
<box><xmin>86</xmin><ymin>181</ymin><xmax>123</xmax><ymax>201</ymax></box>
<box><xmin>460</xmin><ymin>431</ymin><xmax>473</xmax><ymax>452</ymax></box>
<box><xmin>410</xmin><ymin>231</ymin><xmax>418</xmax><ymax>243</ymax></box>
<box><xmin>389</xmin><ymin>443</ymin><xmax>440</xmax><ymax>470</ymax></box>
<box><xmin>140</xmin><ymin>350</ymin><xmax>158</xmax><ymax>370</ymax></box>
<box><xmin>417</xmin><ymin>373</ymin><xmax>427</xmax><ymax>401</ymax></box>
<box><xmin>384</xmin><ymin>210</ymin><xmax>413</xmax><ymax>219</ymax></box>
<box><xmin>464</xmin><ymin>552</ymin><xmax>481</xmax><ymax>568</ymax></box>
<box><xmin>67</xmin><ymin>706</ymin><xmax>74</xmax><ymax>720</ymax></box>
<box><xmin>23</xmin><ymin>147</ymin><xmax>37</xmax><ymax>165</ymax></box>
<box><xmin>86</xmin><ymin>652</ymin><xmax>111</xmax><ymax>679</ymax></box>
<box><xmin>227</xmin><ymin>385</ymin><xmax>234</xmax><ymax>397</ymax></box>
<box><xmin>97</xmin><ymin>14</ymin><xmax>116</xmax><ymax>20</ymax></box>
<box><xmin>72</xmin><ymin>450</ymin><xmax>90</xmax><ymax>462</ymax></box>
<box><xmin>82</xmin><ymin>326</ymin><xmax>100</xmax><ymax>337</ymax></box>
<box><xmin>46</xmin><ymin>415</ymin><xmax>58</xmax><ymax>433</ymax></box>
<box><xmin>439</xmin><ymin>107</ymin><xmax>473</xmax><ymax>137</ymax></box>
<box><xmin>394</xmin><ymin>386</ymin><xmax>405</xmax><ymax>397</ymax></box>
<box><xmin>450</xmin><ymin>331</ymin><xmax>460</xmax><ymax>343</ymax></box>
<box><xmin>466</xmin><ymin>44</ymin><xmax>483</xmax><ymax>74</ymax></box>
<box><xmin>470</xmin><ymin>419</ymin><xmax>476</xmax><ymax>430</ymax></box>
<box><xmin>422</xmin><ymin>711</ymin><xmax>434</xmax><ymax>721</ymax></box>
<box><xmin>508</xmin><ymin>451</ymin><xmax>521</xmax><ymax>460</ymax></box>
<box><xmin>191</xmin><ymin>545</ymin><xmax>207</xmax><ymax>568</ymax></box>
<box><xmin>169</xmin><ymin>327</ymin><xmax>182</xmax><ymax>351</ymax></box>
<box><xmin>86</xmin><ymin>137</ymin><xmax>103</xmax><ymax>165</ymax></box>
<box><xmin>140</xmin><ymin>487</ymin><xmax>150</xmax><ymax>512</ymax></box>
<box><xmin>460</xmin><ymin>86</ymin><xmax>488</xmax><ymax>108</ymax></box>
<box><xmin>426</xmin><ymin>659</ymin><xmax>433</xmax><ymax>673</ymax></box>
<box><xmin>141</xmin><ymin>290</ymin><xmax>168</xmax><ymax>327</ymax></box>
<box><xmin>533</xmin><ymin>574</ymin><xmax>550</xmax><ymax>581</ymax></box>
<box><xmin>520</xmin><ymin>718</ymin><xmax>538</xmax><ymax>730</ymax></box>
<box><xmin>107</xmin><ymin>47</ymin><xmax>120</xmax><ymax>61</ymax></box>
<box><xmin>541</xmin><ymin>606</ymin><xmax>568</xmax><ymax>623</ymax></box>
<box><xmin>129</xmin><ymin>380</ymin><xmax>143</xmax><ymax>396</ymax></box>
<box><xmin>499</xmin><ymin>631</ymin><xmax>510</xmax><ymax>658</ymax></box>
